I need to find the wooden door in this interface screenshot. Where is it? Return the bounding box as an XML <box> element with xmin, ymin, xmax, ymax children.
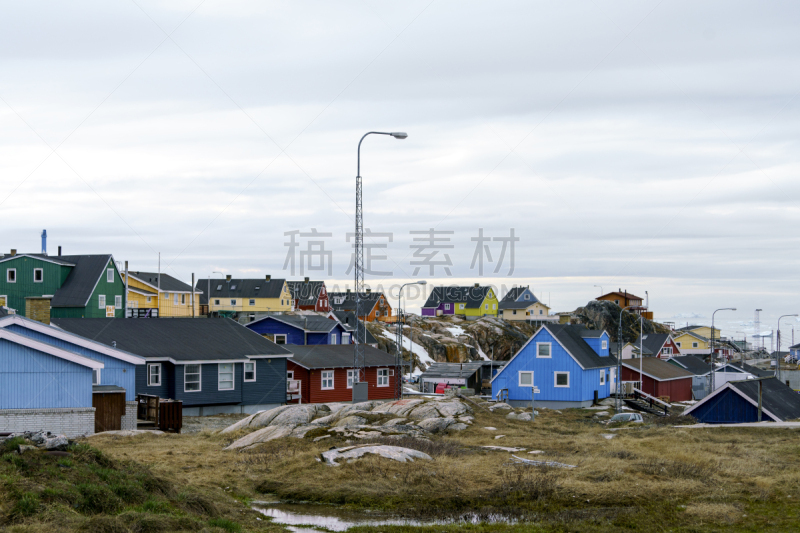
<box><xmin>93</xmin><ymin>392</ymin><xmax>126</xmax><ymax>433</ymax></box>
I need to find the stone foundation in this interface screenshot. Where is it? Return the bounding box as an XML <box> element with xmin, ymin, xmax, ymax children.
<box><xmin>0</xmin><ymin>407</ymin><xmax>95</xmax><ymax>438</ymax></box>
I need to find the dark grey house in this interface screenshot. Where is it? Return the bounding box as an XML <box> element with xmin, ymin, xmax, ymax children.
<box><xmin>51</xmin><ymin>318</ymin><xmax>292</xmax><ymax>416</ymax></box>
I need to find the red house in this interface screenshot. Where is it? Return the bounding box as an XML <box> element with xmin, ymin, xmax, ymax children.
<box><xmin>620</xmin><ymin>357</ymin><xmax>694</xmax><ymax>402</ymax></box>
<box><xmin>286</xmin><ymin>279</ymin><xmax>330</xmax><ymax>312</ymax></box>
<box><xmin>283</xmin><ymin>344</ymin><xmax>399</xmax><ymax>404</ymax></box>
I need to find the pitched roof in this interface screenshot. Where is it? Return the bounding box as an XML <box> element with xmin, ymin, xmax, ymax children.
<box><xmin>249</xmin><ymin>314</ymin><xmax>338</xmax><ymax>333</ymax></box>
<box><xmin>127</xmin><ymin>272</ymin><xmax>197</xmax><ymax>293</ymax></box>
<box><xmin>633</xmin><ymin>333</ymin><xmax>672</xmax><ymax>355</ymax></box>
<box><xmin>597</xmin><ymin>290</ymin><xmax>644</xmax><ymax>301</ymax></box>
<box><xmin>283</xmin><ymin>344</ymin><xmax>394</xmax><ymax>370</ymax></box>
<box><xmin>0</xmin><ymin>328</ymin><xmax>104</xmax><ymax>370</ymax></box>
<box><xmin>420</xmin><ymin>361</ymin><xmax>506</xmax><ymax>380</ymax></box>
<box><xmin>498</xmin><ymin>286</ymin><xmax>544</xmax><ymax>310</ymax></box>
<box><xmin>621</xmin><ymin>357</ymin><xmax>695</xmax><ymax>381</ymax></box>
<box><xmin>728</xmin><ymin>362</ymin><xmax>773</xmax><ymax>378</ymax></box>
<box><xmin>685</xmin><ymin>377</ymin><xmax>800</xmax><ymax>422</ymax></box>
<box><xmin>328</xmin><ymin>310</ymin><xmax>379</xmax><ymax>344</ymax></box>
<box><xmin>286</xmin><ymin>281</ymin><xmax>325</xmax><ymax>306</ymax></box>
<box><xmin>673</xmin><ymin>329</ymin><xmax>709</xmax><ymax>342</ymax></box>
<box><xmin>51</xmin><ymin>318</ymin><xmax>291</xmax><ymax>362</ymax></box>
<box><xmin>0</xmin><ymin>253</ymin><xmax>75</xmax><ymax>266</ymax></box>
<box><xmin>328</xmin><ymin>292</ymin><xmax>387</xmax><ymax>315</ymax></box>
<box><xmin>421</xmin><ymin>286</ymin><xmax>492</xmax><ymax>310</ymax></box>
<box><xmin>543</xmin><ymin>324</ymin><xmax>614</xmax><ymax>370</ymax></box>
<box><xmin>51</xmin><ymin>255</ymin><xmax>115</xmax><ymax>308</ymax></box>
<box><xmin>195</xmin><ymin>278</ymin><xmax>286</xmax><ymax>304</ymax></box>
<box><xmin>668</xmin><ymin>355</ymin><xmax>711</xmax><ymax>376</ymax></box>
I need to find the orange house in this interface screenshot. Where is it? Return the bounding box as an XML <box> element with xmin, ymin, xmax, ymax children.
<box><xmin>328</xmin><ymin>290</ymin><xmax>392</xmax><ymax>322</ymax></box>
<box><xmin>597</xmin><ymin>289</ymin><xmax>653</xmax><ymax>319</ymax></box>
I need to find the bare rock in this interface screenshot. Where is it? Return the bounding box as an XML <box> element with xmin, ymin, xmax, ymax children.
<box><xmin>334</xmin><ymin>415</ymin><xmax>368</xmax><ymax>428</ymax></box>
<box><xmin>372</xmin><ymin>399</ymin><xmax>425</xmax><ymax>417</ymax></box>
<box><xmin>88</xmin><ymin>430</ymin><xmax>165</xmax><ymax>437</ymax></box>
<box><xmin>448</xmin><ymin>423</ymin><xmax>468</xmax><ymax>431</ymax></box>
<box><xmin>321</xmin><ymin>445</ymin><xmax>432</xmax><ymax>466</ymax></box>
<box><xmin>489</xmin><ymin>402</ymin><xmax>512</xmax><ymax>411</ymax></box>
<box><xmin>225</xmin><ymin>426</ymin><xmax>294</xmax><ymax>450</ymax></box>
<box><xmin>416</xmin><ymin>417</ymin><xmax>458</xmax><ymax>433</ymax></box>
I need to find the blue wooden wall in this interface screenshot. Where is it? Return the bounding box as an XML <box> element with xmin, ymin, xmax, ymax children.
<box><xmin>7</xmin><ymin>324</ymin><xmax>139</xmax><ymax>401</ymax></box>
<box><xmin>246</xmin><ymin>318</ymin><xmax>306</xmax><ymax>344</ymax></box>
<box><xmin>689</xmin><ymin>388</ymin><xmax>774</xmax><ymax>423</ymax></box>
<box><xmin>135</xmin><ymin>363</ymin><xmax>174</xmax><ymax>399</ymax></box>
<box><xmin>242</xmin><ymin>358</ymin><xmax>287</xmax><ymax>406</ymax></box>
<box><xmin>0</xmin><ymin>338</ymin><xmax>92</xmax><ymax>409</ymax></box>
<box><xmin>582</xmin><ymin>332</ymin><xmax>611</xmax><ymax>357</ymax></box>
<box><xmin>491</xmin><ymin>328</ymin><xmax>612</xmax><ymax>403</ymax></box>
<box><xmin>174</xmin><ymin>363</ymin><xmax>243</xmax><ymax>407</ymax></box>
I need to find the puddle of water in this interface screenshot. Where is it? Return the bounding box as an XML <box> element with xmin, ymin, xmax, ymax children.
<box><xmin>253</xmin><ymin>502</ymin><xmax>518</xmax><ymax>532</ymax></box>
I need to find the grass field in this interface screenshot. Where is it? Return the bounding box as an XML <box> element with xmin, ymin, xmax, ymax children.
<box><xmin>3</xmin><ymin>404</ymin><xmax>800</xmax><ymax>532</ymax></box>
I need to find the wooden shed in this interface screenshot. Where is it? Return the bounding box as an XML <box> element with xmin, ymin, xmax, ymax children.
<box><xmin>620</xmin><ymin>357</ymin><xmax>694</xmax><ymax>402</ymax></box>
<box><xmin>92</xmin><ymin>385</ymin><xmax>126</xmax><ymax>432</ymax></box>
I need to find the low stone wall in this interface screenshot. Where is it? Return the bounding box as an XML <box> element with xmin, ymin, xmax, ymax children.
<box><xmin>121</xmin><ymin>401</ymin><xmax>137</xmax><ymax>431</ymax></box>
<box><xmin>0</xmin><ymin>407</ymin><xmax>95</xmax><ymax>438</ymax></box>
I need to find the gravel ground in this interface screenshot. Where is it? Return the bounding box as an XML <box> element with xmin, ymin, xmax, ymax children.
<box><xmin>181</xmin><ymin>414</ymin><xmax>249</xmax><ymax>434</ymax></box>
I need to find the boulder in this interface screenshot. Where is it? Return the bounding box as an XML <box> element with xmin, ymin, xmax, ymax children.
<box><xmin>448</xmin><ymin>423</ymin><xmax>468</xmax><ymax>431</ymax></box>
<box><xmin>321</xmin><ymin>445</ymin><xmax>432</xmax><ymax>466</ymax></box>
<box><xmin>416</xmin><ymin>417</ymin><xmax>458</xmax><ymax>433</ymax></box>
<box><xmin>18</xmin><ymin>445</ymin><xmax>37</xmax><ymax>454</ymax></box>
<box><xmin>516</xmin><ymin>413</ymin><xmax>532</xmax><ymax>421</ymax></box>
<box><xmin>220</xmin><ymin>406</ymin><xmax>289</xmax><ymax>434</ymax></box>
<box><xmin>225</xmin><ymin>425</ymin><xmax>294</xmax><ymax>450</ymax></box>
<box><xmin>334</xmin><ymin>415</ymin><xmax>368</xmax><ymax>428</ymax></box>
<box><xmin>382</xmin><ymin>418</ymin><xmax>408</xmax><ymax>427</ymax></box>
<box><xmin>372</xmin><ymin>399</ymin><xmax>425</xmax><ymax>417</ymax></box>
<box><xmin>433</xmin><ymin>400</ymin><xmax>471</xmax><ymax>418</ymax></box>
<box><xmin>44</xmin><ymin>435</ymin><xmax>69</xmax><ymax>450</ymax></box>
<box><xmin>270</xmin><ymin>405</ymin><xmax>330</xmax><ymax>427</ymax></box>
<box><xmin>489</xmin><ymin>402</ymin><xmax>512</xmax><ymax>411</ymax></box>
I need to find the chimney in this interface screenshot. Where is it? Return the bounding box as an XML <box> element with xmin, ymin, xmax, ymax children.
<box><xmin>346</xmin><ymin>289</ymin><xmax>351</xmax><ymax>294</ymax></box>
<box><xmin>474</xmin><ymin>283</ymin><xmax>479</xmax><ymax>288</ymax></box>
<box><xmin>226</xmin><ymin>275</ymin><xmax>232</xmax><ymax>283</ymax></box>
<box><xmin>58</xmin><ymin>246</ymin><xmax>62</xmax><ymax>256</ymax></box>
<box><xmin>366</xmin><ymin>288</ymin><xmax>371</xmax><ymax>294</ymax></box>
<box><xmin>304</xmin><ymin>277</ymin><xmax>309</xmax><ymax>283</ymax></box>
<box><xmin>10</xmin><ymin>249</ymin><xmax>16</xmax><ymax>256</ymax></box>
<box><xmin>265</xmin><ymin>274</ymin><xmax>271</xmax><ymax>281</ymax></box>
<box><xmin>41</xmin><ymin>230</ymin><xmax>47</xmax><ymax>255</ymax></box>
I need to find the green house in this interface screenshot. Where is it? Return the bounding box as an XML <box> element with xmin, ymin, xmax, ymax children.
<box><xmin>0</xmin><ymin>253</ymin><xmax>126</xmax><ymax>321</ymax></box>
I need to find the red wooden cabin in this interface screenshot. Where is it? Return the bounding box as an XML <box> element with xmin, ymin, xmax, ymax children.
<box><xmin>284</xmin><ymin>344</ymin><xmax>400</xmax><ymax>404</ymax></box>
<box><xmin>620</xmin><ymin>357</ymin><xmax>694</xmax><ymax>402</ymax></box>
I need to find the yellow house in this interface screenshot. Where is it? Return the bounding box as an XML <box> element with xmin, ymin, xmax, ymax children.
<box><xmin>678</xmin><ymin>325</ymin><xmax>720</xmax><ymax>340</ymax></box>
<box><xmin>198</xmin><ymin>276</ymin><xmax>292</xmax><ymax>315</ymax></box>
<box><xmin>498</xmin><ymin>286</ymin><xmax>554</xmax><ymax>322</ymax></box>
<box><xmin>122</xmin><ymin>271</ymin><xmax>201</xmax><ymax>318</ymax></box>
<box><xmin>672</xmin><ymin>331</ymin><xmax>710</xmax><ymax>354</ymax></box>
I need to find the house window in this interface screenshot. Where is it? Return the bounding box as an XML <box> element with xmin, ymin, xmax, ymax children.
<box><xmin>274</xmin><ymin>334</ymin><xmax>287</xmax><ymax>345</ymax></box>
<box><xmin>692</xmin><ymin>342</ymin><xmax>699</xmax><ymax>348</ymax></box>
<box><xmin>347</xmin><ymin>369</ymin><xmax>355</xmax><ymax>388</ymax></box>
<box><xmin>539</xmin><ymin>309</ymin><xmax>543</xmax><ymax>315</ymax></box>
<box><xmin>7</xmin><ymin>269</ymin><xmax>15</xmax><ymax>283</ymax></box>
<box><xmin>330</xmin><ymin>334</ymin><xmax>338</xmax><ymax>344</ymax></box>
<box><xmin>181</xmin><ymin>294</ymin><xmax>186</xmax><ymax>305</ymax></box>
<box><xmin>33</xmin><ymin>268</ymin><xmax>43</xmax><ymax>283</ymax></box>
<box><xmin>115</xmin><ymin>295</ymin><xmax>122</xmax><ymax>309</ymax></box>
<box><xmin>518</xmin><ymin>371</ymin><xmax>533</xmax><ymax>387</ymax></box>
<box><xmin>174</xmin><ymin>293</ymin><xmax>179</xmax><ymax>305</ymax></box>
<box><xmin>185</xmin><ymin>364</ymin><xmax>201</xmax><ymax>392</ymax></box>
<box><xmin>287</xmin><ymin>370</ymin><xmax>294</xmax><ymax>380</ymax></box>
<box><xmin>321</xmin><ymin>370</ymin><xmax>334</xmax><ymax>390</ymax></box>
<box><xmin>146</xmin><ymin>296</ymin><xmax>152</xmax><ymax>303</ymax></box>
<box><xmin>662</xmin><ymin>347</ymin><xmax>673</xmax><ymax>355</ymax></box>
<box><xmin>601</xmin><ymin>340</ymin><xmax>608</xmax><ymax>350</ymax></box>
<box><xmin>485</xmin><ymin>304</ymin><xmax>488</xmax><ymax>310</ymax></box>
<box><xmin>147</xmin><ymin>363</ymin><xmax>161</xmax><ymax>386</ymax></box>
<box><xmin>249</xmin><ymin>299</ymin><xmax>255</xmax><ymax>306</ymax></box>
<box><xmin>459</xmin><ymin>304</ymin><xmax>465</xmax><ymax>310</ymax></box>
<box><xmin>492</xmin><ymin>304</ymin><xmax>496</xmax><ymax>310</ymax></box>
<box><xmin>676</xmin><ymin>342</ymin><xmax>682</xmax><ymax>348</ymax></box>
<box><xmin>600</xmin><ymin>371</ymin><xmax>606</xmax><ymax>385</ymax></box>
<box><xmin>554</xmin><ymin>372</ymin><xmax>570</xmax><ymax>388</ymax></box>
<box><xmin>92</xmin><ymin>369</ymin><xmax>100</xmax><ymax>385</ymax></box>
<box><xmin>444</xmin><ymin>304</ymin><xmax>450</xmax><ymax>310</ymax></box>
<box><xmin>230</xmin><ymin>299</ymin><xmax>236</xmax><ymax>306</ymax></box>
<box><xmin>214</xmin><ymin>299</ymin><xmax>220</xmax><ymax>305</ymax></box>
<box><xmin>99</xmin><ymin>294</ymin><xmax>106</xmax><ymax>309</ymax></box>
<box><xmin>230</xmin><ymin>284</ymin><xmax>237</xmax><ymax>290</ymax></box>
<box><xmin>342</xmin><ymin>333</ymin><xmax>351</xmax><ymax>344</ymax></box>
<box><xmin>218</xmin><ymin>363</ymin><xmax>234</xmax><ymax>390</ymax></box>
<box><xmin>536</xmin><ymin>342</ymin><xmax>551</xmax><ymax>358</ymax></box>
<box><xmin>281</xmin><ymin>299</ymin><xmax>284</xmax><ymax>306</ymax></box>
<box><xmin>512</xmin><ymin>310</ymin><xmax>517</xmax><ymax>315</ymax></box>
<box><xmin>377</xmin><ymin>368</ymin><xmax>389</xmax><ymax>387</ymax></box>
<box><xmin>614</xmin><ymin>299</ymin><xmax>619</xmax><ymax>305</ymax></box>
<box><xmin>524</xmin><ymin>294</ymin><xmax>530</xmax><ymax>300</ymax></box>
<box><xmin>244</xmin><ymin>361</ymin><xmax>256</xmax><ymax>382</ymax></box>
<box><xmin>107</xmin><ymin>268</ymin><xmax>114</xmax><ymax>283</ymax></box>
<box><xmin>216</xmin><ymin>284</ymin><xmax>222</xmax><ymax>291</ymax></box>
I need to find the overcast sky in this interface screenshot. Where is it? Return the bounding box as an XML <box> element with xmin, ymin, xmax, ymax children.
<box><xmin>2</xmin><ymin>1</ymin><xmax>799</xmax><ymax>342</ymax></box>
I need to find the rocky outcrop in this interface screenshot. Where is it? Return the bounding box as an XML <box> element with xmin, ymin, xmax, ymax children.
<box><xmin>572</xmin><ymin>300</ymin><xmax>671</xmax><ymax>344</ymax></box>
<box><xmin>321</xmin><ymin>445</ymin><xmax>432</xmax><ymax>466</ymax></box>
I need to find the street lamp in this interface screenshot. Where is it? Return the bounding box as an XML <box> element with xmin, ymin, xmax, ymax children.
<box><xmin>594</xmin><ymin>285</ymin><xmax>603</xmax><ymax>296</ymax></box>
<box><xmin>207</xmin><ymin>271</ymin><xmax>223</xmax><ymax>317</ymax></box>
<box><xmin>710</xmin><ymin>307</ymin><xmax>736</xmax><ymax>392</ymax></box>
<box><xmin>616</xmin><ymin>305</ymin><xmax>632</xmax><ymax>413</ymax></box>
<box><xmin>353</xmin><ymin>131</ymin><xmax>407</xmax><ymax>401</ymax></box>
<box><xmin>396</xmin><ymin>280</ymin><xmax>427</xmax><ymax>399</ymax></box>
<box><xmin>776</xmin><ymin>314</ymin><xmax>798</xmax><ymax>381</ymax></box>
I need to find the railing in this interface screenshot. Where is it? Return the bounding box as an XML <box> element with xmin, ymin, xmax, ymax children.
<box><xmin>633</xmin><ymin>387</ymin><xmax>671</xmax><ymax>410</ymax></box>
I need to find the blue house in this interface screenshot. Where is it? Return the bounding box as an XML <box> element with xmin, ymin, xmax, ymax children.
<box><xmin>491</xmin><ymin>324</ymin><xmax>615</xmax><ymax>408</ymax></box>
<box><xmin>684</xmin><ymin>377</ymin><xmax>800</xmax><ymax>423</ymax></box>
<box><xmin>0</xmin><ymin>314</ymin><xmax>145</xmax><ymax>436</ymax></box>
<box><xmin>51</xmin><ymin>318</ymin><xmax>292</xmax><ymax>416</ymax></box>
<box><xmin>246</xmin><ymin>314</ymin><xmax>350</xmax><ymax>345</ymax></box>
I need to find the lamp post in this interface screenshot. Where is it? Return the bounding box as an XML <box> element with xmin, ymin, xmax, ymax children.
<box><xmin>207</xmin><ymin>271</ymin><xmax>223</xmax><ymax>317</ymax></box>
<box><xmin>616</xmin><ymin>305</ymin><xmax>632</xmax><ymax>413</ymax></box>
<box><xmin>353</xmin><ymin>131</ymin><xmax>407</xmax><ymax>402</ymax></box>
<box><xmin>776</xmin><ymin>314</ymin><xmax>798</xmax><ymax>381</ymax></box>
<box><xmin>710</xmin><ymin>308</ymin><xmax>736</xmax><ymax>392</ymax></box>
<box><xmin>638</xmin><ymin>315</ymin><xmax>644</xmax><ymax>393</ymax></box>
<box><xmin>396</xmin><ymin>280</ymin><xmax>427</xmax><ymax>399</ymax></box>
<box><xmin>594</xmin><ymin>285</ymin><xmax>603</xmax><ymax>296</ymax></box>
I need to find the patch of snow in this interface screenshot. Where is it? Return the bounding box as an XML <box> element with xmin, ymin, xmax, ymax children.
<box><xmin>445</xmin><ymin>326</ymin><xmax>466</xmax><ymax>336</ymax></box>
<box><xmin>379</xmin><ymin>330</ymin><xmax>434</xmax><ymax>367</ymax></box>
<box><xmin>474</xmin><ymin>344</ymin><xmax>491</xmax><ymax>361</ymax></box>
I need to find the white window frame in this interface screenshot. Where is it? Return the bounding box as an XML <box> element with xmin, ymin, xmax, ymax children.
<box><xmin>614</xmin><ymin>299</ymin><xmax>620</xmax><ymax>305</ymax></box>
<box><xmin>524</xmin><ymin>294</ymin><xmax>530</xmax><ymax>300</ymax></box>
<box><xmin>347</xmin><ymin>369</ymin><xmax>355</xmax><ymax>388</ymax></box>
<box><xmin>244</xmin><ymin>361</ymin><xmax>256</xmax><ymax>382</ymax></box>
<box><xmin>676</xmin><ymin>342</ymin><xmax>682</xmax><ymax>348</ymax></box>
<box><xmin>321</xmin><ymin>370</ymin><xmax>335</xmax><ymax>390</ymax></box>
<box><xmin>113</xmin><ymin>295</ymin><xmax>121</xmax><ymax>309</ymax></box>
<box><xmin>601</xmin><ymin>340</ymin><xmax>608</xmax><ymax>350</ymax></box>
<box><xmin>214</xmin><ymin>299</ymin><xmax>220</xmax><ymax>306</ymax></box>
<box><xmin>539</xmin><ymin>309</ymin><xmax>543</xmax><ymax>315</ymax></box>
<box><xmin>554</xmin><ymin>371</ymin><xmax>570</xmax><ymax>388</ymax></box>
<box><xmin>662</xmin><ymin>347</ymin><xmax>673</xmax><ymax>355</ymax></box>
<box><xmin>485</xmin><ymin>304</ymin><xmax>489</xmax><ymax>310</ymax></box>
<box><xmin>174</xmin><ymin>293</ymin><xmax>179</xmax><ymax>305</ymax></box>
<box><xmin>147</xmin><ymin>363</ymin><xmax>161</xmax><ymax>387</ymax></box>
<box><xmin>98</xmin><ymin>294</ymin><xmax>106</xmax><ymax>309</ymax></box>
<box><xmin>512</xmin><ymin>310</ymin><xmax>517</xmax><ymax>315</ymax></box>
<box><xmin>181</xmin><ymin>294</ymin><xmax>186</xmax><ymax>305</ymax></box>
<box><xmin>249</xmin><ymin>299</ymin><xmax>256</xmax><ymax>306</ymax></box>
<box><xmin>518</xmin><ymin>371</ymin><xmax>534</xmax><ymax>387</ymax></box>
<box><xmin>146</xmin><ymin>296</ymin><xmax>152</xmax><ymax>303</ymax></box>
<box><xmin>692</xmin><ymin>342</ymin><xmax>699</xmax><ymax>348</ymax></box>
<box><xmin>93</xmin><ymin>368</ymin><xmax>101</xmax><ymax>385</ymax></box>
<box><xmin>536</xmin><ymin>342</ymin><xmax>552</xmax><ymax>358</ymax></box>
<box><xmin>218</xmin><ymin>363</ymin><xmax>234</xmax><ymax>391</ymax></box>
<box><xmin>33</xmin><ymin>268</ymin><xmax>43</xmax><ymax>283</ymax></box>
<box><xmin>184</xmin><ymin>364</ymin><xmax>201</xmax><ymax>392</ymax></box>
<box><xmin>7</xmin><ymin>268</ymin><xmax>16</xmax><ymax>283</ymax></box>
<box><xmin>107</xmin><ymin>268</ymin><xmax>114</xmax><ymax>283</ymax></box>
<box><xmin>459</xmin><ymin>303</ymin><xmax>465</xmax><ymax>310</ymax></box>
<box><xmin>377</xmin><ymin>368</ymin><xmax>390</xmax><ymax>387</ymax></box>
<box><xmin>492</xmin><ymin>303</ymin><xmax>496</xmax><ymax>310</ymax></box>
<box><xmin>287</xmin><ymin>370</ymin><xmax>294</xmax><ymax>380</ymax></box>
<box><xmin>444</xmin><ymin>303</ymin><xmax>450</xmax><ymax>310</ymax></box>
<box><xmin>600</xmin><ymin>371</ymin><xmax>606</xmax><ymax>385</ymax></box>
<box><xmin>0</xmin><ymin>295</ymin><xmax>7</xmax><ymax>307</ymax></box>
<box><xmin>230</xmin><ymin>299</ymin><xmax>237</xmax><ymax>306</ymax></box>
<box><xmin>274</xmin><ymin>334</ymin><xmax>287</xmax><ymax>345</ymax></box>
<box><xmin>342</xmin><ymin>332</ymin><xmax>351</xmax><ymax>344</ymax></box>
<box><xmin>330</xmin><ymin>333</ymin><xmax>338</xmax><ymax>344</ymax></box>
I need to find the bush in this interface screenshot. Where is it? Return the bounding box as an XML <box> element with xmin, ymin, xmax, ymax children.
<box><xmin>11</xmin><ymin>492</ymin><xmax>41</xmax><ymax>518</ymax></box>
<box><xmin>208</xmin><ymin>517</ymin><xmax>242</xmax><ymax>532</ymax></box>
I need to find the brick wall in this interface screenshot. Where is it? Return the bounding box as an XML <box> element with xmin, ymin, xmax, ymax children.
<box><xmin>25</xmin><ymin>297</ymin><xmax>52</xmax><ymax>325</ymax></box>
<box><xmin>121</xmin><ymin>401</ymin><xmax>137</xmax><ymax>431</ymax></box>
<box><xmin>0</xmin><ymin>407</ymin><xmax>95</xmax><ymax>437</ymax></box>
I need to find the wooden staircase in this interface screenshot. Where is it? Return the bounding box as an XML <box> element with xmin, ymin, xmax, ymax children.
<box><xmin>623</xmin><ymin>389</ymin><xmax>671</xmax><ymax>417</ymax></box>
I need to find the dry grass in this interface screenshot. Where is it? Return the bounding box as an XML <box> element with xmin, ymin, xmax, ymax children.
<box><xmin>76</xmin><ymin>405</ymin><xmax>800</xmax><ymax>531</ymax></box>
